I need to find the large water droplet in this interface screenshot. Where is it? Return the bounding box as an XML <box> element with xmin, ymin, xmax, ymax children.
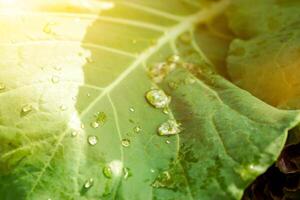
<box><xmin>84</xmin><ymin>178</ymin><xmax>94</xmax><ymax>189</ymax></box>
<box><xmin>158</xmin><ymin>119</ymin><xmax>181</xmax><ymax>136</ymax></box>
<box><xmin>88</xmin><ymin>136</ymin><xmax>98</xmax><ymax>146</ymax></box>
<box><xmin>103</xmin><ymin>166</ymin><xmax>112</xmax><ymax>179</ymax></box>
<box><xmin>121</xmin><ymin>139</ymin><xmax>131</xmax><ymax>147</ymax></box>
<box><xmin>145</xmin><ymin>89</ymin><xmax>170</xmax><ymax>109</ymax></box>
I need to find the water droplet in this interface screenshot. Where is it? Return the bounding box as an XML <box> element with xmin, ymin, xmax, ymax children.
<box><xmin>87</xmin><ymin>93</ymin><xmax>91</xmax><ymax>97</ymax></box>
<box><xmin>71</xmin><ymin>130</ymin><xmax>79</xmax><ymax>137</ymax></box>
<box><xmin>88</xmin><ymin>135</ymin><xmax>98</xmax><ymax>146</ymax></box>
<box><xmin>103</xmin><ymin>166</ymin><xmax>112</xmax><ymax>179</ymax></box>
<box><xmin>123</xmin><ymin>167</ymin><xmax>131</xmax><ymax>180</ymax></box>
<box><xmin>129</xmin><ymin>107</ymin><xmax>135</xmax><ymax>112</ymax></box>
<box><xmin>166</xmin><ymin>140</ymin><xmax>171</xmax><ymax>144</ymax></box>
<box><xmin>150</xmin><ymin>169</ymin><xmax>155</xmax><ymax>173</ymax></box>
<box><xmin>81</xmin><ymin>123</ymin><xmax>85</xmax><ymax>129</ymax></box>
<box><xmin>167</xmin><ymin>55</ymin><xmax>180</xmax><ymax>63</ymax></box>
<box><xmin>168</xmin><ymin>81</ymin><xmax>179</xmax><ymax>90</ymax></box>
<box><xmin>51</xmin><ymin>76</ymin><xmax>60</xmax><ymax>84</ymax></box>
<box><xmin>60</xmin><ymin>105</ymin><xmax>67</xmax><ymax>111</ymax></box>
<box><xmin>21</xmin><ymin>104</ymin><xmax>33</xmax><ymax>115</ymax></box>
<box><xmin>121</xmin><ymin>139</ymin><xmax>130</xmax><ymax>147</ymax></box>
<box><xmin>0</xmin><ymin>83</ymin><xmax>6</xmax><ymax>91</ymax></box>
<box><xmin>145</xmin><ymin>89</ymin><xmax>170</xmax><ymax>109</ymax></box>
<box><xmin>90</xmin><ymin>121</ymin><xmax>100</xmax><ymax>129</ymax></box>
<box><xmin>134</xmin><ymin>126</ymin><xmax>142</xmax><ymax>133</ymax></box>
<box><xmin>158</xmin><ymin>119</ymin><xmax>181</xmax><ymax>136</ymax></box>
<box><xmin>84</xmin><ymin>178</ymin><xmax>94</xmax><ymax>189</ymax></box>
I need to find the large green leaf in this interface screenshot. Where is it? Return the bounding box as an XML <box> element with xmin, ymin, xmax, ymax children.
<box><xmin>0</xmin><ymin>0</ymin><xmax>299</xmax><ymax>200</ymax></box>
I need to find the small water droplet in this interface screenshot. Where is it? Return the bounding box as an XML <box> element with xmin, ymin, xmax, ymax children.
<box><xmin>87</xmin><ymin>93</ymin><xmax>91</xmax><ymax>97</ymax></box>
<box><xmin>134</xmin><ymin>126</ymin><xmax>142</xmax><ymax>133</ymax></box>
<box><xmin>150</xmin><ymin>169</ymin><xmax>155</xmax><ymax>173</ymax></box>
<box><xmin>84</xmin><ymin>178</ymin><xmax>94</xmax><ymax>189</ymax></box>
<box><xmin>168</xmin><ymin>81</ymin><xmax>179</xmax><ymax>90</ymax></box>
<box><xmin>88</xmin><ymin>135</ymin><xmax>98</xmax><ymax>146</ymax></box>
<box><xmin>145</xmin><ymin>89</ymin><xmax>170</xmax><ymax>109</ymax></box>
<box><xmin>0</xmin><ymin>83</ymin><xmax>6</xmax><ymax>91</ymax></box>
<box><xmin>90</xmin><ymin>121</ymin><xmax>100</xmax><ymax>129</ymax></box>
<box><xmin>81</xmin><ymin>123</ymin><xmax>85</xmax><ymax>129</ymax></box>
<box><xmin>51</xmin><ymin>76</ymin><xmax>60</xmax><ymax>84</ymax></box>
<box><xmin>71</xmin><ymin>130</ymin><xmax>79</xmax><ymax>137</ymax></box>
<box><xmin>121</xmin><ymin>139</ymin><xmax>131</xmax><ymax>147</ymax></box>
<box><xmin>148</xmin><ymin>62</ymin><xmax>176</xmax><ymax>83</ymax></box>
<box><xmin>21</xmin><ymin>104</ymin><xmax>33</xmax><ymax>115</ymax></box>
<box><xmin>158</xmin><ymin>119</ymin><xmax>181</xmax><ymax>136</ymax></box>
<box><xmin>165</xmin><ymin>140</ymin><xmax>171</xmax><ymax>144</ymax></box>
<box><xmin>103</xmin><ymin>166</ymin><xmax>112</xmax><ymax>179</ymax></box>
<box><xmin>123</xmin><ymin>167</ymin><xmax>131</xmax><ymax>180</ymax></box>
<box><xmin>129</xmin><ymin>107</ymin><xmax>135</xmax><ymax>112</ymax></box>
<box><xmin>163</xmin><ymin>108</ymin><xmax>169</xmax><ymax>115</ymax></box>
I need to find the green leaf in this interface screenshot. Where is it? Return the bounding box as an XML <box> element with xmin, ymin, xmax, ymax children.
<box><xmin>0</xmin><ymin>1</ymin><xmax>299</xmax><ymax>200</ymax></box>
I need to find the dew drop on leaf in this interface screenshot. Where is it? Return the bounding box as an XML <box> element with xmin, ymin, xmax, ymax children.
<box><xmin>121</xmin><ymin>139</ymin><xmax>131</xmax><ymax>147</ymax></box>
<box><xmin>0</xmin><ymin>83</ymin><xmax>6</xmax><ymax>91</ymax></box>
<box><xmin>158</xmin><ymin>119</ymin><xmax>181</xmax><ymax>136</ymax></box>
<box><xmin>103</xmin><ymin>166</ymin><xmax>112</xmax><ymax>179</ymax></box>
<box><xmin>133</xmin><ymin>126</ymin><xmax>142</xmax><ymax>133</ymax></box>
<box><xmin>145</xmin><ymin>89</ymin><xmax>171</xmax><ymax>109</ymax></box>
<box><xmin>21</xmin><ymin>104</ymin><xmax>33</xmax><ymax>115</ymax></box>
<box><xmin>129</xmin><ymin>107</ymin><xmax>135</xmax><ymax>112</ymax></box>
<box><xmin>71</xmin><ymin>130</ymin><xmax>79</xmax><ymax>137</ymax></box>
<box><xmin>148</xmin><ymin>62</ymin><xmax>176</xmax><ymax>83</ymax></box>
<box><xmin>95</xmin><ymin>112</ymin><xmax>107</xmax><ymax>124</ymax></box>
<box><xmin>83</xmin><ymin>178</ymin><xmax>94</xmax><ymax>189</ymax></box>
<box><xmin>165</xmin><ymin>140</ymin><xmax>171</xmax><ymax>144</ymax></box>
<box><xmin>90</xmin><ymin>121</ymin><xmax>100</xmax><ymax>129</ymax></box>
<box><xmin>88</xmin><ymin>136</ymin><xmax>98</xmax><ymax>146</ymax></box>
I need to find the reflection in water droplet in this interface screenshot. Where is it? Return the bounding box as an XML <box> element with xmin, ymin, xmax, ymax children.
<box><xmin>134</xmin><ymin>126</ymin><xmax>141</xmax><ymax>133</ymax></box>
<box><xmin>145</xmin><ymin>89</ymin><xmax>170</xmax><ymax>109</ymax></box>
<box><xmin>51</xmin><ymin>76</ymin><xmax>60</xmax><ymax>84</ymax></box>
<box><xmin>90</xmin><ymin>121</ymin><xmax>100</xmax><ymax>129</ymax></box>
<box><xmin>158</xmin><ymin>120</ymin><xmax>181</xmax><ymax>136</ymax></box>
<box><xmin>84</xmin><ymin>178</ymin><xmax>94</xmax><ymax>189</ymax></box>
<box><xmin>0</xmin><ymin>83</ymin><xmax>6</xmax><ymax>91</ymax></box>
<box><xmin>21</xmin><ymin>104</ymin><xmax>33</xmax><ymax>115</ymax></box>
<box><xmin>103</xmin><ymin>166</ymin><xmax>112</xmax><ymax>179</ymax></box>
<box><xmin>88</xmin><ymin>136</ymin><xmax>98</xmax><ymax>146</ymax></box>
<box><xmin>121</xmin><ymin>139</ymin><xmax>131</xmax><ymax>147</ymax></box>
